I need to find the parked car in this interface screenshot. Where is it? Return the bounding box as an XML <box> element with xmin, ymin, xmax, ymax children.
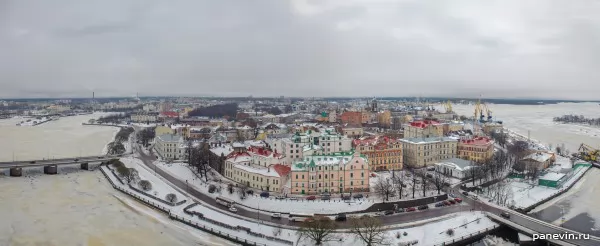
<box><xmin>396</xmin><ymin>208</ymin><xmax>405</xmax><ymax>213</ymax></box>
<box><xmin>462</xmin><ymin>191</ymin><xmax>469</xmax><ymax>196</ymax></box>
<box><xmin>288</xmin><ymin>197</ymin><xmax>298</xmax><ymax>201</ymax></box>
<box><xmin>500</xmin><ymin>212</ymin><xmax>511</xmax><ymax>219</ymax></box>
<box><xmin>335</xmin><ymin>213</ymin><xmax>347</xmax><ymax>221</ymax></box>
<box><xmin>443</xmin><ymin>201</ymin><xmax>451</xmax><ymax>206</ymax></box>
<box><xmin>454</xmin><ymin>198</ymin><xmax>463</xmax><ymax>203</ymax></box>
<box><xmin>384</xmin><ymin>210</ymin><xmax>394</xmax><ymax>215</ymax></box>
<box><xmin>342</xmin><ymin>196</ymin><xmax>351</xmax><ymax>200</ymax></box>
<box><xmin>435</xmin><ymin>202</ymin><xmax>445</xmax><ymax>207</ymax></box>
<box><xmin>321</xmin><ymin>195</ymin><xmax>331</xmax><ymax>200</ymax></box>
<box><xmin>306</xmin><ymin>195</ymin><xmax>316</xmax><ymax>200</ymax></box>
<box><xmin>418</xmin><ymin>205</ymin><xmax>429</xmax><ymax>210</ymax></box>
<box><xmin>208</xmin><ymin>184</ymin><xmax>217</xmax><ymax>193</ymax></box>
<box><xmin>353</xmin><ymin>194</ymin><xmax>364</xmax><ymax>199</ymax></box>
<box><xmin>246</xmin><ymin>190</ymin><xmax>254</xmax><ymax>195</ymax></box>
<box><xmin>229</xmin><ymin>207</ymin><xmax>238</xmax><ymax>213</ymax></box>
<box><xmin>271</xmin><ymin>213</ymin><xmax>282</xmax><ymax>219</ymax></box>
<box><xmin>448</xmin><ymin>199</ymin><xmax>456</xmax><ymax>204</ymax></box>
<box><xmin>260</xmin><ymin>192</ymin><xmax>270</xmax><ymax>198</ymax></box>
<box><xmin>73</xmin><ymin>158</ymin><xmax>79</xmax><ymax>161</ymax></box>
<box><xmin>275</xmin><ymin>196</ymin><xmax>285</xmax><ymax>200</ymax></box>
<box><xmin>406</xmin><ymin>207</ymin><xmax>416</xmax><ymax>212</ymax></box>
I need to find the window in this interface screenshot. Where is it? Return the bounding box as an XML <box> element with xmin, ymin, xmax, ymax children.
<box><xmin>361</xmin><ymin>172</ymin><xmax>364</xmax><ymax>177</ymax></box>
<box><xmin>350</xmin><ymin>173</ymin><xmax>353</xmax><ymax>178</ymax></box>
<box><xmin>302</xmin><ymin>175</ymin><xmax>304</xmax><ymax>179</ymax></box>
<box><xmin>319</xmin><ymin>174</ymin><xmax>321</xmax><ymax>179</ymax></box>
<box><xmin>296</xmin><ymin>174</ymin><xmax>298</xmax><ymax>179</ymax></box>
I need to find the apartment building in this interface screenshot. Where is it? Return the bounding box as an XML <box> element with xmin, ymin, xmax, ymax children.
<box><xmin>130</xmin><ymin>112</ymin><xmax>159</xmax><ymax>123</ymax></box>
<box><xmin>267</xmin><ymin>129</ymin><xmax>352</xmax><ymax>165</ymax></box>
<box><xmin>290</xmin><ymin>151</ymin><xmax>370</xmax><ymax>194</ymax></box>
<box><xmin>400</xmin><ymin>137</ymin><xmax>458</xmax><ymax>167</ymax></box>
<box><xmin>154</xmin><ymin>134</ymin><xmax>185</xmax><ymax>160</ymax></box>
<box><xmin>353</xmin><ymin>136</ymin><xmax>403</xmax><ymax>171</ymax></box>
<box><xmin>223</xmin><ymin>151</ymin><xmax>290</xmax><ymax>192</ymax></box>
<box><xmin>457</xmin><ymin>136</ymin><xmax>494</xmax><ymax>163</ymax></box>
<box><xmin>403</xmin><ymin>120</ymin><xmax>444</xmax><ymax>138</ymax></box>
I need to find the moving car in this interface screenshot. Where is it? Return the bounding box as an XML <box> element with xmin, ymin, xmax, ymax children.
<box><xmin>271</xmin><ymin>213</ymin><xmax>282</xmax><ymax>219</ymax></box>
<box><xmin>435</xmin><ymin>202</ymin><xmax>445</xmax><ymax>207</ymax></box>
<box><xmin>462</xmin><ymin>191</ymin><xmax>469</xmax><ymax>196</ymax></box>
<box><xmin>406</xmin><ymin>207</ymin><xmax>416</xmax><ymax>212</ymax></box>
<box><xmin>229</xmin><ymin>207</ymin><xmax>238</xmax><ymax>213</ymax></box>
<box><xmin>260</xmin><ymin>192</ymin><xmax>270</xmax><ymax>198</ymax></box>
<box><xmin>454</xmin><ymin>198</ymin><xmax>463</xmax><ymax>203</ymax></box>
<box><xmin>335</xmin><ymin>213</ymin><xmax>347</xmax><ymax>221</ymax></box>
<box><xmin>321</xmin><ymin>195</ymin><xmax>330</xmax><ymax>200</ymax></box>
<box><xmin>353</xmin><ymin>194</ymin><xmax>364</xmax><ymax>199</ymax></box>
<box><xmin>500</xmin><ymin>212</ymin><xmax>511</xmax><ymax>219</ymax></box>
<box><xmin>384</xmin><ymin>210</ymin><xmax>394</xmax><ymax>215</ymax></box>
<box><xmin>418</xmin><ymin>205</ymin><xmax>429</xmax><ymax>210</ymax></box>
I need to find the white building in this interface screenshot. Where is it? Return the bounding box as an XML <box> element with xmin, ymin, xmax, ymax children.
<box><xmin>223</xmin><ymin>148</ymin><xmax>291</xmax><ymax>192</ymax></box>
<box><xmin>267</xmin><ymin>129</ymin><xmax>353</xmax><ymax>165</ymax></box>
<box><xmin>154</xmin><ymin>134</ymin><xmax>185</xmax><ymax>160</ymax></box>
<box><xmin>434</xmin><ymin>158</ymin><xmax>474</xmax><ymax>179</ymax></box>
<box><xmin>131</xmin><ymin>112</ymin><xmax>159</xmax><ymax>123</ymax></box>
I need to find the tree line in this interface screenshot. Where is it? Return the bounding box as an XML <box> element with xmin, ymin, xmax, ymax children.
<box><xmin>106</xmin><ymin>127</ymin><xmax>134</xmax><ymax>155</ymax></box>
<box><xmin>188</xmin><ymin>103</ymin><xmax>238</xmax><ymax>119</ymax></box>
<box><xmin>96</xmin><ymin>113</ymin><xmax>131</xmax><ymax>124</ymax></box>
<box><xmin>553</xmin><ymin>114</ymin><xmax>600</xmax><ymax>126</ymax></box>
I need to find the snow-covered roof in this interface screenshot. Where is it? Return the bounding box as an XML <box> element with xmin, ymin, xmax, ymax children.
<box><xmin>233</xmin><ymin>164</ymin><xmax>281</xmax><ymax>177</ymax></box>
<box><xmin>435</xmin><ymin>158</ymin><xmax>474</xmax><ymax>171</ymax></box>
<box><xmin>539</xmin><ymin>172</ymin><xmax>565</xmax><ymax>181</ymax></box>
<box><xmin>232</xmin><ymin>142</ymin><xmax>246</xmax><ymax>148</ymax></box>
<box><xmin>400</xmin><ymin>137</ymin><xmax>458</xmax><ymax>144</ymax></box>
<box><xmin>156</xmin><ymin>134</ymin><xmax>181</xmax><ymax>142</ymax></box>
<box><xmin>210</xmin><ymin>145</ymin><xmax>234</xmax><ymax>156</ymax></box>
<box><xmin>522</xmin><ymin>152</ymin><xmax>553</xmax><ymax>162</ymax></box>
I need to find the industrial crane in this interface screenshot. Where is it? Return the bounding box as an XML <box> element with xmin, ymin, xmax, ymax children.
<box><xmin>577</xmin><ymin>143</ymin><xmax>599</xmax><ymax>162</ymax></box>
<box><xmin>483</xmin><ymin>104</ymin><xmax>493</xmax><ymax>122</ymax></box>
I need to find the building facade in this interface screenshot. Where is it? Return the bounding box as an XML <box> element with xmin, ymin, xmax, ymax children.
<box><xmin>131</xmin><ymin>112</ymin><xmax>159</xmax><ymax>123</ymax></box>
<box><xmin>353</xmin><ymin>136</ymin><xmax>403</xmax><ymax>171</ymax></box>
<box><xmin>223</xmin><ymin>151</ymin><xmax>290</xmax><ymax>193</ymax></box>
<box><xmin>340</xmin><ymin>111</ymin><xmax>362</xmax><ymax>125</ymax></box>
<box><xmin>154</xmin><ymin>134</ymin><xmax>184</xmax><ymax>160</ymax></box>
<box><xmin>290</xmin><ymin>151</ymin><xmax>370</xmax><ymax>194</ymax></box>
<box><xmin>403</xmin><ymin>120</ymin><xmax>444</xmax><ymax>138</ymax></box>
<box><xmin>400</xmin><ymin>137</ymin><xmax>458</xmax><ymax>167</ymax></box>
<box><xmin>457</xmin><ymin>136</ymin><xmax>494</xmax><ymax>163</ymax></box>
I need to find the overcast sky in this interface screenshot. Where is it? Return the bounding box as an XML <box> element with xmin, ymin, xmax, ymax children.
<box><xmin>1</xmin><ymin>0</ymin><xmax>599</xmax><ymax>99</ymax></box>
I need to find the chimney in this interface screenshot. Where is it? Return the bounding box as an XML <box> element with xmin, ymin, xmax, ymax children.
<box><xmin>268</xmin><ymin>166</ymin><xmax>271</xmax><ymax>172</ymax></box>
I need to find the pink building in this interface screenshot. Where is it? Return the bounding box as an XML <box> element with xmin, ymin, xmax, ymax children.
<box><xmin>290</xmin><ymin>151</ymin><xmax>370</xmax><ymax>195</ymax></box>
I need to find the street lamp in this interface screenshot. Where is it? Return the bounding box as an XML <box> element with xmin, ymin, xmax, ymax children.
<box><xmin>186</xmin><ymin>180</ymin><xmax>189</xmax><ymax>193</ymax></box>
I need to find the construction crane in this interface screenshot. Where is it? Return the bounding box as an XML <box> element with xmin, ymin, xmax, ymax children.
<box><xmin>577</xmin><ymin>143</ymin><xmax>599</xmax><ymax>162</ymax></box>
<box><xmin>482</xmin><ymin>104</ymin><xmax>493</xmax><ymax>122</ymax></box>
<box><xmin>443</xmin><ymin>100</ymin><xmax>453</xmax><ymax>113</ymax></box>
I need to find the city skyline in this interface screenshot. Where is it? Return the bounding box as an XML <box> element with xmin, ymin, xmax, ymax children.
<box><xmin>1</xmin><ymin>0</ymin><xmax>599</xmax><ymax>99</ymax></box>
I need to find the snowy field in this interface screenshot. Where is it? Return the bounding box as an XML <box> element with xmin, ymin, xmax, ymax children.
<box><xmin>156</xmin><ymin>161</ymin><xmax>376</xmax><ymax>214</ymax></box>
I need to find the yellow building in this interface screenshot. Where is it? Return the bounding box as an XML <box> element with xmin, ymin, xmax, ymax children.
<box><xmin>404</xmin><ymin>120</ymin><xmax>444</xmax><ymax>138</ymax></box>
<box><xmin>353</xmin><ymin>136</ymin><xmax>402</xmax><ymax>171</ymax></box>
<box><xmin>155</xmin><ymin>126</ymin><xmax>174</xmax><ymax>136</ymax></box>
<box><xmin>457</xmin><ymin>136</ymin><xmax>494</xmax><ymax>163</ymax></box>
<box><xmin>400</xmin><ymin>137</ymin><xmax>458</xmax><ymax>167</ymax></box>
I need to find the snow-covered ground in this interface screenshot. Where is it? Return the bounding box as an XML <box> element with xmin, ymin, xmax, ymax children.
<box><xmin>183</xmin><ymin>202</ymin><xmax>496</xmax><ymax>246</ymax></box>
<box><xmin>120</xmin><ymin>157</ymin><xmax>187</xmax><ymax>203</ymax></box>
<box><xmin>156</xmin><ymin>161</ymin><xmax>376</xmax><ymax>214</ymax></box>
<box><xmin>370</xmin><ymin>171</ymin><xmax>447</xmax><ymax>201</ymax></box>
<box><xmin>477</xmin><ymin>164</ymin><xmax>590</xmax><ymax>209</ymax></box>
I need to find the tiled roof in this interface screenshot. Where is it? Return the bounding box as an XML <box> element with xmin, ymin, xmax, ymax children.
<box><xmin>273</xmin><ymin>164</ymin><xmax>291</xmax><ymax>177</ymax></box>
<box><xmin>409</xmin><ymin>120</ymin><xmax>440</xmax><ymax>128</ymax></box>
<box><xmin>459</xmin><ymin>136</ymin><xmax>493</xmax><ymax>145</ymax></box>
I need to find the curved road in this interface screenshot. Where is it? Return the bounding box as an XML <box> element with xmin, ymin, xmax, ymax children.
<box><xmin>132</xmin><ymin>137</ymin><xmax>599</xmax><ymax>244</ymax></box>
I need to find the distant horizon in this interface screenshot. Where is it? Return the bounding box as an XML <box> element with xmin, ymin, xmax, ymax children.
<box><xmin>1</xmin><ymin>95</ymin><xmax>599</xmax><ymax>103</ymax></box>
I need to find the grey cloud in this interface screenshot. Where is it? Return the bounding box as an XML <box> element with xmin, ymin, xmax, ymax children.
<box><xmin>1</xmin><ymin>0</ymin><xmax>599</xmax><ymax>99</ymax></box>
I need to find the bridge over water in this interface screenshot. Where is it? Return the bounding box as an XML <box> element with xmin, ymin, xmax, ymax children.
<box><xmin>0</xmin><ymin>155</ymin><xmax>124</xmax><ymax>176</ymax></box>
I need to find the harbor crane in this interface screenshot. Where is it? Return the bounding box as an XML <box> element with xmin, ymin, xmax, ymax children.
<box><xmin>577</xmin><ymin>143</ymin><xmax>599</xmax><ymax>162</ymax></box>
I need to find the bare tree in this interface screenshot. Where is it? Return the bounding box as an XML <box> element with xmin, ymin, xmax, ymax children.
<box><xmin>238</xmin><ymin>183</ymin><xmax>249</xmax><ymax>199</ymax></box>
<box><xmin>227</xmin><ymin>183</ymin><xmax>234</xmax><ymax>194</ymax></box>
<box><xmin>432</xmin><ymin>171</ymin><xmax>449</xmax><ymax>195</ymax></box>
<box><xmin>349</xmin><ymin>216</ymin><xmax>389</xmax><ymax>246</ymax></box>
<box><xmin>392</xmin><ymin>171</ymin><xmax>406</xmax><ymax>199</ymax></box>
<box><xmin>296</xmin><ymin>216</ymin><xmax>337</xmax><ymax>245</ymax></box>
<box><xmin>410</xmin><ymin>169</ymin><xmax>418</xmax><ymax>199</ymax></box>
<box><xmin>416</xmin><ymin>170</ymin><xmax>429</xmax><ymax>197</ymax></box>
<box><xmin>116</xmin><ymin>166</ymin><xmax>138</xmax><ymax>184</ymax></box>
<box><xmin>373</xmin><ymin>177</ymin><xmax>394</xmax><ymax>202</ymax></box>
<box><xmin>138</xmin><ymin>180</ymin><xmax>152</xmax><ymax>191</ymax></box>
<box><xmin>165</xmin><ymin>193</ymin><xmax>178</xmax><ymax>203</ymax></box>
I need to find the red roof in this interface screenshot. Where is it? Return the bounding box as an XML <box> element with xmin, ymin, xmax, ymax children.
<box><xmin>226</xmin><ymin>151</ymin><xmax>250</xmax><ymax>160</ymax></box>
<box><xmin>409</xmin><ymin>120</ymin><xmax>440</xmax><ymax>128</ymax></box>
<box><xmin>272</xmin><ymin>164</ymin><xmax>291</xmax><ymax>177</ymax></box>
<box><xmin>460</xmin><ymin>136</ymin><xmax>493</xmax><ymax>145</ymax></box>
<box><xmin>160</xmin><ymin>111</ymin><xmax>179</xmax><ymax>118</ymax></box>
<box><xmin>247</xmin><ymin>146</ymin><xmax>282</xmax><ymax>158</ymax></box>
<box><xmin>353</xmin><ymin>136</ymin><xmax>398</xmax><ymax>146</ymax></box>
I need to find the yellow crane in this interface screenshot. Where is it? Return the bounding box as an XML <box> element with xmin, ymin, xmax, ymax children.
<box><xmin>578</xmin><ymin>143</ymin><xmax>599</xmax><ymax>162</ymax></box>
<box><xmin>482</xmin><ymin>104</ymin><xmax>493</xmax><ymax>122</ymax></box>
<box><xmin>444</xmin><ymin>100</ymin><xmax>453</xmax><ymax>113</ymax></box>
